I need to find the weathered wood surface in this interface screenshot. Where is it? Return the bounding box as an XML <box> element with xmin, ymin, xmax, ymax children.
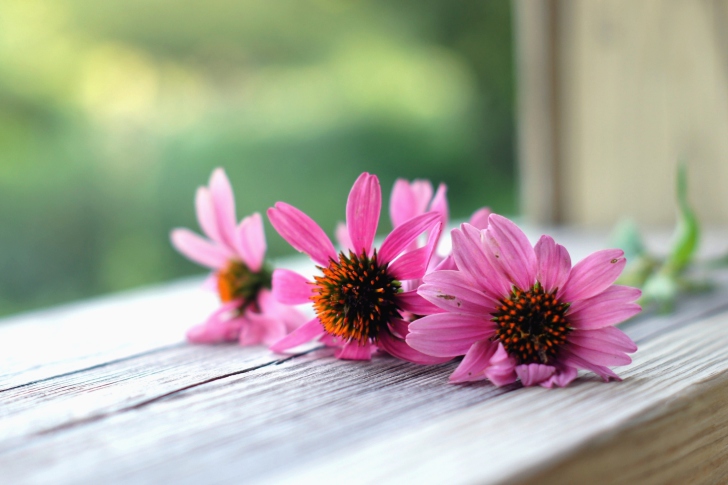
<box><xmin>1</xmin><ymin>230</ymin><xmax>728</xmax><ymax>484</ymax></box>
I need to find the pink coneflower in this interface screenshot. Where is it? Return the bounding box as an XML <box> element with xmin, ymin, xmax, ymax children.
<box><xmin>267</xmin><ymin>172</ymin><xmax>449</xmax><ymax>363</ymax></box>
<box><xmin>407</xmin><ymin>214</ymin><xmax>641</xmax><ymax>387</ymax></box>
<box><xmin>171</xmin><ymin>168</ymin><xmax>305</xmax><ymax>345</ymax></box>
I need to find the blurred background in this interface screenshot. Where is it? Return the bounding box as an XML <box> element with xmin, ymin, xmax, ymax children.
<box><xmin>0</xmin><ymin>0</ymin><xmax>517</xmax><ymax>316</ymax></box>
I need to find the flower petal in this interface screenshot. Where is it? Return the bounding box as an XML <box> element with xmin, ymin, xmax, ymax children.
<box><xmin>267</xmin><ymin>202</ymin><xmax>337</xmax><ymax>266</ymax></box>
<box><xmin>419</xmin><ymin>270</ymin><xmax>497</xmax><ymax>315</ymax></box>
<box><xmin>540</xmin><ymin>366</ymin><xmax>578</xmax><ymax>388</ymax></box>
<box><xmin>390</xmin><ymin>179</ymin><xmax>418</xmax><ymax>228</ymax></box>
<box><xmin>256</xmin><ymin>288</ymin><xmax>309</xmax><ymax>333</ymax></box>
<box><xmin>335</xmin><ymin>340</ymin><xmax>373</xmax><ymax>360</ymax></box>
<box><xmin>560</xmin><ymin>249</ymin><xmax>627</xmax><ymax>302</ymax></box>
<box><xmin>568</xmin><ymin>285</ymin><xmax>642</xmax><ymax>329</ymax></box>
<box><xmin>516</xmin><ymin>364</ymin><xmax>556</xmax><ymax>387</ymax></box>
<box><xmin>335</xmin><ymin>222</ymin><xmax>353</xmax><ymax>252</ymax></box>
<box><xmin>406</xmin><ymin>313</ymin><xmax>495</xmax><ymax>357</ymax></box>
<box><xmin>269</xmin><ymin>317</ymin><xmax>324</xmax><ymax>353</ymax></box>
<box><xmin>569</xmin><ymin>326</ymin><xmax>637</xmax><ymax>353</ymax></box>
<box><xmin>483</xmin><ymin>343</ymin><xmax>518</xmax><ymax>386</ymax></box>
<box><xmin>567</xmin><ymin>341</ymin><xmax>632</xmax><ymax>366</ymax></box>
<box><xmin>347</xmin><ymin>172</ymin><xmax>381</xmax><ymax>255</ymax></box>
<box><xmin>396</xmin><ymin>291</ymin><xmax>442</xmax><ymax>316</ymax></box>
<box><xmin>272</xmin><ymin>269</ymin><xmax>312</xmax><ymax>305</ymax></box>
<box><xmin>451</xmin><ymin>224</ymin><xmax>511</xmax><ymax>297</ymax></box>
<box><xmin>171</xmin><ymin>228</ymin><xmax>231</xmax><ymax>269</ymax></box>
<box><xmin>429</xmin><ymin>183</ymin><xmax>449</xmax><ymax>229</ymax></box>
<box><xmin>468</xmin><ymin>207</ymin><xmax>492</xmax><ymax>230</ymax></box>
<box><xmin>195</xmin><ymin>187</ymin><xmax>222</xmax><ymax>244</ymax></box>
<box><xmin>449</xmin><ymin>339</ymin><xmax>498</xmax><ymax>383</ymax></box>
<box><xmin>236</xmin><ymin>213</ymin><xmax>266</xmax><ymax>272</ymax></box>
<box><xmin>378</xmin><ymin>212</ymin><xmax>440</xmax><ymax>264</ymax></box>
<box><xmin>388</xmin><ymin>222</ymin><xmax>442</xmax><ymax>281</ymax></box>
<box><xmin>483</xmin><ymin>214</ymin><xmax>537</xmax><ymax>292</ymax></box>
<box><xmin>562</xmin><ymin>348</ymin><xmax>621</xmax><ymax>382</ymax></box>
<box><xmin>209</xmin><ymin>168</ymin><xmax>238</xmax><ymax>249</ymax></box>
<box><xmin>534</xmin><ymin>235</ymin><xmax>572</xmax><ymax>293</ymax></box>
<box><xmin>378</xmin><ymin>329</ymin><xmax>452</xmax><ymax>364</ymax></box>
<box><xmin>187</xmin><ymin>300</ymin><xmax>242</xmax><ymax>343</ymax></box>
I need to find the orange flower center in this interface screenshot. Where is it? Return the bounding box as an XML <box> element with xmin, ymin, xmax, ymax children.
<box><xmin>492</xmin><ymin>284</ymin><xmax>571</xmax><ymax>365</ymax></box>
<box><xmin>311</xmin><ymin>250</ymin><xmax>401</xmax><ymax>344</ymax></box>
<box><xmin>217</xmin><ymin>261</ymin><xmax>271</xmax><ymax>306</ymax></box>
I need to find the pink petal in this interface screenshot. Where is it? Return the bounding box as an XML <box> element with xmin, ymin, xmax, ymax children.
<box><xmin>567</xmin><ymin>342</ymin><xmax>632</xmax><ymax>366</ymax></box>
<box><xmin>378</xmin><ymin>212</ymin><xmax>440</xmax><ymax>264</ymax></box>
<box><xmin>256</xmin><ymin>288</ymin><xmax>309</xmax><ymax>333</ymax></box>
<box><xmin>560</xmin><ymin>249</ymin><xmax>627</xmax><ymax>302</ymax></box>
<box><xmin>195</xmin><ymin>187</ymin><xmax>222</xmax><ymax>244</ymax></box>
<box><xmin>388</xmin><ymin>318</ymin><xmax>410</xmax><ymax>339</ymax></box>
<box><xmin>238</xmin><ymin>316</ymin><xmax>267</xmax><ymax>346</ymax></box>
<box><xmin>335</xmin><ymin>340</ymin><xmax>373</xmax><ymax>360</ymax></box>
<box><xmin>468</xmin><ymin>207</ymin><xmax>492</xmax><ymax>230</ymax></box>
<box><xmin>449</xmin><ymin>339</ymin><xmax>498</xmax><ymax>383</ymax></box>
<box><xmin>390</xmin><ymin>179</ymin><xmax>418</xmax><ymax>228</ymax></box>
<box><xmin>483</xmin><ymin>343</ymin><xmax>518</xmax><ymax>386</ymax></box>
<box><xmin>562</xmin><ymin>349</ymin><xmax>621</xmax><ymax>382</ymax></box>
<box><xmin>534</xmin><ymin>235</ymin><xmax>572</xmax><ymax>293</ymax></box>
<box><xmin>429</xmin><ymin>183</ymin><xmax>449</xmax><ymax>229</ymax></box>
<box><xmin>346</xmin><ymin>173</ymin><xmax>381</xmax><ymax>255</ymax></box>
<box><xmin>269</xmin><ymin>317</ymin><xmax>325</xmax><ymax>353</ymax></box>
<box><xmin>483</xmin><ymin>214</ymin><xmax>537</xmax><ymax>292</ymax></box>
<box><xmin>378</xmin><ymin>329</ymin><xmax>452</xmax><ymax>364</ymax></box>
<box><xmin>187</xmin><ymin>300</ymin><xmax>242</xmax><ymax>343</ymax></box>
<box><xmin>236</xmin><ymin>213</ymin><xmax>266</xmax><ymax>272</ymax></box>
<box><xmin>272</xmin><ymin>269</ymin><xmax>312</xmax><ymax>305</ymax></box>
<box><xmin>540</xmin><ymin>366</ymin><xmax>578</xmax><ymax>388</ymax></box>
<box><xmin>335</xmin><ymin>222</ymin><xmax>353</xmax><ymax>251</ymax></box>
<box><xmin>209</xmin><ymin>168</ymin><xmax>238</xmax><ymax>249</ymax></box>
<box><xmin>267</xmin><ymin>202</ymin><xmax>337</xmax><ymax>266</ymax></box>
<box><xmin>568</xmin><ymin>285</ymin><xmax>642</xmax><ymax>330</ymax></box>
<box><xmin>171</xmin><ymin>228</ymin><xmax>231</xmax><ymax>269</ymax></box>
<box><xmin>451</xmin><ymin>224</ymin><xmax>511</xmax><ymax>297</ymax></box>
<box><xmin>396</xmin><ymin>291</ymin><xmax>442</xmax><ymax>316</ymax></box>
<box><xmin>569</xmin><ymin>326</ymin><xmax>637</xmax><ymax>353</ymax></box>
<box><xmin>406</xmin><ymin>313</ymin><xmax>495</xmax><ymax>357</ymax></box>
<box><xmin>433</xmin><ymin>254</ymin><xmax>457</xmax><ymax>271</ymax></box>
<box><xmin>388</xmin><ymin>223</ymin><xmax>442</xmax><ymax>281</ymax></box>
<box><xmin>516</xmin><ymin>363</ymin><xmax>556</xmax><ymax>387</ymax></box>
<box><xmin>419</xmin><ymin>270</ymin><xmax>497</xmax><ymax>315</ymax></box>
<box><xmin>411</xmin><ymin>180</ymin><xmax>434</xmax><ymax>214</ymax></box>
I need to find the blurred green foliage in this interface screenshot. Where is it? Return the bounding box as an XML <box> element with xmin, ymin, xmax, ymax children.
<box><xmin>0</xmin><ymin>0</ymin><xmax>516</xmax><ymax>316</ymax></box>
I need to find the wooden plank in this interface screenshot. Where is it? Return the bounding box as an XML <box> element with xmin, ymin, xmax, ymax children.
<box><xmin>0</xmin><ymin>282</ymin><xmax>727</xmax><ymax>484</ymax></box>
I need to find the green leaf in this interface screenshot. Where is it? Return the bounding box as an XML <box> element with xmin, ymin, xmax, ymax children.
<box><xmin>664</xmin><ymin>163</ymin><xmax>699</xmax><ymax>276</ymax></box>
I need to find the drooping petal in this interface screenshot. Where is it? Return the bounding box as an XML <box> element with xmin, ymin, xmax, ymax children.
<box><xmin>567</xmin><ymin>342</ymin><xmax>632</xmax><ymax>366</ymax></box>
<box><xmin>195</xmin><ymin>187</ymin><xmax>222</xmax><ymax>244</ymax></box>
<box><xmin>388</xmin><ymin>318</ymin><xmax>410</xmax><ymax>339</ymax></box>
<box><xmin>256</xmin><ymin>288</ymin><xmax>308</xmax><ymax>333</ymax></box>
<box><xmin>236</xmin><ymin>213</ymin><xmax>266</xmax><ymax>272</ymax></box>
<box><xmin>568</xmin><ymin>285</ymin><xmax>642</xmax><ymax>329</ymax></box>
<box><xmin>468</xmin><ymin>207</ymin><xmax>492</xmax><ymax>230</ymax></box>
<box><xmin>187</xmin><ymin>300</ymin><xmax>242</xmax><ymax>343</ymax></box>
<box><xmin>171</xmin><ymin>228</ymin><xmax>232</xmax><ymax>269</ymax></box>
<box><xmin>238</xmin><ymin>316</ymin><xmax>267</xmax><ymax>346</ymax></box>
<box><xmin>390</xmin><ymin>179</ymin><xmax>418</xmax><ymax>228</ymax></box>
<box><xmin>267</xmin><ymin>202</ymin><xmax>337</xmax><ymax>266</ymax></box>
<box><xmin>569</xmin><ymin>326</ymin><xmax>637</xmax><ymax>353</ymax></box>
<box><xmin>388</xmin><ymin>223</ymin><xmax>442</xmax><ymax>281</ymax></box>
<box><xmin>269</xmin><ymin>317</ymin><xmax>325</xmax><ymax>353</ymax></box>
<box><xmin>410</xmin><ymin>180</ymin><xmax>434</xmax><ymax>214</ymax></box>
<box><xmin>419</xmin><ymin>270</ymin><xmax>497</xmax><ymax>315</ymax></box>
<box><xmin>516</xmin><ymin>364</ymin><xmax>556</xmax><ymax>387</ymax></box>
<box><xmin>378</xmin><ymin>329</ymin><xmax>452</xmax><ymax>365</ymax></box>
<box><xmin>396</xmin><ymin>291</ymin><xmax>442</xmax><ymax>316</ymax></box>
<box><xmin>335</xmin><ymin>222</ymin><xmax>353</xmax><ymax>252</ymax></box>
<box><xmin>483</xmin><ymin>214</ymin><xmax>538</xmax><ymax>292</ymax></box>
<box><xmin>406</xmin><ymin>313</ymin><xmax>495</xmax><ymax>357</ymax></box>
<box><xmin>540</xmin><ymin>366</ymin><xmax>578</xmax><ymax>388</ymax></box>
<box><xmin>378</xmin><ymin>212</ymin><xmax>440</xmax><ymax>264</ymax></box>
<box><xmin>534</xmin><ymin>235</ymin><xmax>572</xmax><ymax>293</ymax></box>
<box><xmin>335</xmin><ymin>340</ymin><xmax>373</xmax><ymax>360</ymax></box>
<box><xmin>562</xmin><ymin>348</ymin><xmax>621</xmax><ymax>382</ymax></box>
<box><xmin>560</xmin><ymin>249</ymin><xmax>627</xmax><ymax>302</ymax></box>
<box><xmin>449</xmin><ymin>339</ymin><xmax>498</xmax><ymax>383</ymax></box>
<box><xmin>483</xmin><ymin>343</ymin><xmax>518</xmax><ymax>386</ymax></box>
<box><xmin>346</xmin><ymin>172</ymin><xmax>381</xmax><ymax>255</ymax></box>
<box><xmin>209</xmin><ymin>168</ymin><xmax>238</xmax><ymax>249</ymax></box>
<box><xmin>451</xmin><ymin>224</ymin><xmax>511</xmax><ymax>297</ymax></box>
<box><xmin>272</xmin><ymin>269</ymin><xmax>312</xmax><ymax>305</ymax></box>
<box><xmin>429</xmin><ymin>183</ymin><xmax>449</xmax><ymax>229</ymax></box>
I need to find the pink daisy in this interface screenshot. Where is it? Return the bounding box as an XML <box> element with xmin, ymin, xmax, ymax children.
<box><xmin>267</xmin><ymin>172</ymin><xmax>449</xmax><ymax>363</ymax></box>
<box><xmin>171</xmin><ymin>168</ymin><xmax>306</xmax><ymax>345</ymax></box>
<box><xmin>406</xmin><ymin>214</ymin><xmax>641</xmax><ymax>388</ymax></box>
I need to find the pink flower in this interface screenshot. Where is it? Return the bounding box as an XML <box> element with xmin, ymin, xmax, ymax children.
<box><xmin>171</xmin><ymin>168</ymin><xmax>306</xmax><ymax>345</ymax></box>
<box><xmin>267</xmin><ymin>172</ymin><xmax>449</xmax><ymax>363</ymax></box>
<box><xmin>407</xmin><ymin>214</ymin><xmax>641</xmax><ymax>387</ymax></box>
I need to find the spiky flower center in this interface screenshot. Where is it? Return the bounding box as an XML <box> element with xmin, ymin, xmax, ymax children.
<box><xmin>311</xmin><ymin>250</ymin><xmax>401</xmax><ymax>344</ymax></box>
<box><xmin>491</xmin><ymin>284</ymin><xmax>571</xmax><ymax>365</ymax></box>
<box><xmin>217</xmin><ymin>260</ymin><xmax>272</xmax><ymax>306</ymax></box>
